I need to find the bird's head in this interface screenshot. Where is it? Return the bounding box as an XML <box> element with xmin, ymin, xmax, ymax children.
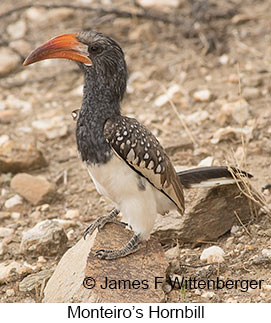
<box><xmin>24</xmin><ymin>31</ymin><xmax>128</xmax><ymax>102</ymax></box>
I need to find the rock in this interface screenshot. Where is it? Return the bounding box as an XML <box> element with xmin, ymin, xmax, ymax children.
<box><xmin>7</xmin><ymin>20</ymin><xmax>27</xmax><ymax>40</ymax></box>
<box><xmin>138</xmin><ymin>0</ymin><xmax>181</xmax><ymax>8</ymax></box>
<box><xmin>19</xmin><ymin>269</ymin><xmax>53</xmax><ymax>292</ymax></box>
<box><xmin>64</xmin><ymin>209</ymin><xmax>80</xmax><ymax>219</ymax></box>
<box><xmin>153</xmin><ymin>184</ymin><xmax>257</xmax><ymax>244</ymax></box>
<box><xmin>11</xmin><ymin>173</ymin><xmax>56</xmax><ymax>205</ymax></box>
<box><xmin>0</xmin><ymin>110</ymin><xmax>17</xmax><ymax>123</ymax></box>
<box><xmin>165</xmin><ymin>245</ymin><xmax>180</xmax><ymax>262</ymax></box>
<box><xmin>210</xmin><ymin>125</ymin><xmax>253</xmax><ymax>144</ymax></box>
<box><xmin>154</xmin><ymin>84</ymin><xmax>180</xmax><ymax>107</ymax></box>
<box><xmin>0</xmin><ymin>47</ymin><xmax>21</xmax><ymax>76</ymax></box>
<box><xmin>242</xmin><ymin>87</ymin><xmax>260</xmax><ymax>100</ymax></box>
<box><xmin>9</xmin><ymin>39</ymin><xmax>32</xmax><ymax>57</ymax></box>
<box><xmin>219</xmin><ymin>99</ymin><xmax>250</xmax><ymax>125</ymax></box>
<box><xmin>201</xmin><ymin>291</ymin><xmax>215</xmax><ymax>299</ymax></box>
<box><xmin>0</xmin><ymin>241</ymin><xmax>5</xmax><ymax>256</ymax></box>
<box><xmin>219</xmin><ymin>54</ymin><xmax>229</xmax><ymax>65</ymax></box>
<box><xmin>0</xmin><ymin>261</ymin><xmax>35</xmax><ymax>284</ymax></box>
<box><xmin>0</xmin><ymin>140</ymin><xmax>47</xmax><ymax>173</ymax></box>
<box><xmin>0</xmin><ymin>227</ymin><xmax>14</xmax><ymax>238</ymax></box>
<box><xmin>262</xmin><ymin>249</ymin><xmax>271</xmax><ymax>258</ymax></box>
<box><xmin>200</xmin><ymin>246</ymin><xmax>225</xmax><ymax>263</ymax></box>
<box><xmin>0</xmin><ymin>212</ymin><xmax>11</xmax><ymax>220</ymax></box>
<box><xmin>185</xmin><ymin>110</ymin><xmax>209</xmax><ymax>124</ymax></box>
<box><xmin>20</xmin><ymin>219</ymin><xmax>68</xmax><ymax>256</ymax></box>
<box><xmin>43</xmin><ymin>223</ymin><xmax>168</xmax><ymax>302</ymax></box>
<box><xmin>4</xmin><ymin>195</ymin><xmax>23</xmax><ymax>209</ymax></box>
<box><xmin>193</xmin><ymin>89</ymin><xmax>212</xmax><ymax>102</ymax></box>
<box><xmin>32</xmin><ymin>116</ymin><xmax>68</xmax><ymax>139</ymax></box>
<box><xmin>198</xmin><ymin>156</ymin><xmax>214</xmax><ymax>167</ymax></box>
<box><xmin>6</xmin><ymin>288</ymin><xmax>15</xmax><ymax>297</ymax></box>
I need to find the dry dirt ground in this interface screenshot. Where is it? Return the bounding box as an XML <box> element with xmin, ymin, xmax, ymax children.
<box><xmin>0</xmin><ymin>0</ymin><xmax>271</xmax><ymax>303</ymax></box>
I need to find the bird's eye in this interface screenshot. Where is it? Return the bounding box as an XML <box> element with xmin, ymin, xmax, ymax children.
<box><xmin>88</xmin><ymin>45</ymin><xmax>103</xmax><ymax>54</ymax></box>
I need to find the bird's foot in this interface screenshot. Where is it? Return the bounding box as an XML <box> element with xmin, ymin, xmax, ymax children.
<box><xmin>83</xmin><ymin>208</ymin><xmax>125</xmax><ymax>239</ymax></box>
<box><xmin>95</xmin><ymin>234</ymin><xmax>141</xmax><ymax>260</ymax></box>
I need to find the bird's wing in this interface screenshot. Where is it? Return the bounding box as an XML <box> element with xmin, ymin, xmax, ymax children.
<box><xmin>104</xmin><ymin>116</ymin><xmax>184</xmax><ymax>213</ymax></box>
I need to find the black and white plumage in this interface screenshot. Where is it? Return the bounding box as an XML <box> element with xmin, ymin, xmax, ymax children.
<box><xmin>24</xmin><ymin>31</ymin><xmax>252</xmax><ymax>260</ymax></box>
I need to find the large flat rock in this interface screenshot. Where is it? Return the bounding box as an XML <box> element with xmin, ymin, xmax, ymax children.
<box><xmin>43</xmin><ymin>223</ymin><xmax>168</xmax><ymax>303</ymax></box>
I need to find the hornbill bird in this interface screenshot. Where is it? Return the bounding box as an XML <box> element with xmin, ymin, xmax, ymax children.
<box><xmin>24</xmin><ymin>31</ymin><xmax>252</xmax><ymax>260</ymax></box>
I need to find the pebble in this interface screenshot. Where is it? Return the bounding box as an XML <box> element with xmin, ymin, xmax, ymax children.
<box><xmin>67</xmin><ymin>229</ymin><xmax>75</xmax><ymax>241</ymax></box>
<box><xmin>4</xmin><ymin>195</ymin><xmax>23</xmax><ymax>209</ymax></box>
<box><xmin>0</xmin><ymin>241</ymin><xmax>5</xmax><ymax>255</ymax></box>
<box><xmin>0</xmin><ymin>261</ymin><xmax>35</xmax><ymax>283</ymax></box>
<box><xmin>11</xmin><ymin>173</ymin><xmax>56</xmax><ymax>205</ymax></box>
<box><xmin>7</xmin><ymin>20</ymin><xmax>27</xmax><ymax>40</ymax></box>
<box><xmin>201</xmin><ymin>291</ymin><xmax>215</xmax><ymax>299</ymax></box>
<box><xmin>154</xmin><ymin>84</ymin><xmax>180</xmax><ymax>107</ymax></box>
<box><xmin>0</xmin><ymin>47</ymin><xmax>21</xmax><ymax>76</ymax></box>
<box><xmin>32</xmin><ymin>116</ymin><xmax>68</xmax><ymax>139</ymax></box>
<box><xmin>9</xmin><ymin>39</ymin><xmax>32</xmax><ymax>57</ymax></box>
<box><xmin>200</xmin><ymin>246</ymin><xmax>225</xmax><ymax>263</ymax></box>
<box><xmin>198</xmin><ymin>156</ymin><xmax>214</xmax><ymax>167</ymax></box>
<box><xmin>0</xmin><ymin>227</ymin><xmax>14</xmax><ymax>238</ymax></box>
<box><xmin>193</xmin><ymin>89</ymin><xmax>212</xmax><ymax>102</ymax></box>
<box><xmin>64</xmin><ymin>209</ymin><xmax>80</xmax><ymax>219</ymax></box>
<box><xmin>138</xmin><ymin>0</ymin><xmax>181</xmax><ymax>8</ymax></box>
<box><xmin>242</xmin><ymin>87</ymin><xmax>260</xmax><ymax>100</ymax></box>
<box><xmin>221</xmin><ymin>99</ymin><xmax>250</xmax><ymax>125</ymax></box>
<box><xmin>6</xmin><ymin>289</ymin><xmax>15</xmax><ymax>297</ymax></box>
<box><xmin>231</xmin><ymin>225</ymin><xmax>241</xmax><ymax>235</ymax></box>
<box><xmin>19</xmin><ymin>269</ymin><xmax>53</xmax><ymax>292</ymax></box>
<box><xmin>0</xmin><ymin>110</ymin><xmax>17</xmax><ymax>123</ymax></box>
<box><xmin>165</xmin><ymin>245</ymin><xmax>180</xmax><ymax>262</ymax></box>
<box><xmin>11</xmin><ymin>212</ymin><xmax>21</xmax><ymax>220</ymax></box>
<box><xmin>20</xmin><ymin>219</ymin><xmax>68</xmax><ymax>256</ymax></box>
<box><xmin>219</xmin><ymin>54</ymin><xmax>229</xmax><ymax>65</ymax></box>
<box><xmin>0</xmin><ymin>212</ymin><xmax>11</xmax><ymax>220</ymax></box>
<box><xmin>262</xmin><ymin>249</ymin><xmax>271</xmax><ymax>258</ymax></box>
<box><xmin>0</xmin><ymin>139</ymin><xmax>47</xmax><ymax>173</ymax></box>
<box><xmin>185</xmin><ymin>110</ymin><xmax>209</xmax><ymax>124</ymax></box>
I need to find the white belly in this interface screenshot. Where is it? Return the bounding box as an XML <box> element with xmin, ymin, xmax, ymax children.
<box><xmin>85</xmin><ymin>154</ymin><xmax>176</xmax><ymax>239</ymax></box>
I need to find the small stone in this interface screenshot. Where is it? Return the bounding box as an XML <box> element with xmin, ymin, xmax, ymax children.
<box><xmin>40</xmin><ymin>204</ymin><xmax>50</xmax><ymax>212</ymax></box>
<box><xmin>262</xmin><ymin>249</ymin><xmax>271</xmax><ymax>258</ymax></box>
<box><xmin>64</xmin><ymin>209</ymin><xmax>80</xmax><ymax>219</ymax></box>
<box><xmin>200</xmin><ymin>246</ymin><xmax>225</xmax><ymax>263</ymax></box>
<box><xmin>185</xmin><ymin>110</ymin><xmax>209</xmax><ymax>124</ymax></box>
<box><xmin>198</xmin><ymin>156</ymin><xmax>214</xmax><ymax>167</ymax></box>
<box><xmin>11</xmin><ymin>212</ymin><xmax>20</xmax><ymax>220</ymax></box>
<box><xmin>228</xmin><ymin>74</ymin><xmax>240</xmax><ymax>83</ymax></box>
<box><xmin>242</xmin><ymin>87</ymin><xmax>260</xmax><ymax>100</ymax></box>
<box><xmin>231</xmin><ymin>225</ymin><xmax>241</xmax><ymax>235</ymax></box>
<box><xmin>201</xmin><ymin>291</ymin><xmax>215</xmax><ymax>299</ymax></box>
<box><xmin>138</xmin><ymin>0</ymin><xmax>181</xmax><ymax>8</ymax></box>
<box><xmin>9</xmin><ymin>39</ymin><xmax>32</xmax><ymax>57</ymax></box>
<box><xmin>0</xmin><ymin>140</ymin><xmax>47</xmax><ymax>173</ymax></box>
<box><xmin>67</xmin><ymin>229</ymin><xmax>75</xmax><ymax>241</ymax></box>
<box><xmin>20</xmin><ymin>219</ymin><xmax>68</xmax><ymax>256</ymax></box>
<box><xmin>0</xmin><ymin>241</ymin><xmax>5</xmax><ymax>256</ymax></box>
<box><xmin>165</xmin><ymin>245</ymin><xmax>180</xmax><ymax>262</ymax></box>
<box><xmin>193</xmin><ymin>89</ymin><xmax>212</xmax><ymax>102</ymax></box>
<box><xmin>219</xmin><ymin>54</ymin><xmax>229</xmax><ymax>65</ymax></box>
<box><xmin>0</xmin><ymin>261</ymin><xmax>21</xmax><ymax>283</ymax></box>
<box><xmin>0</xmin><ymin>212</ymin><xmax>11</xmax><ymax>220</ymax></box>
<box><xmin>19</xmin><ymin>269</ymin><xmax>53</xmax><ymax>292</ymax></box>
<box><xmin>0</xmin><ymin>47</ymin><xmax>21</xmax><ymax>76</ymax></box>
<box><xmin>154</xmin><ymin>84</ymin><xmax>180</xmax><ymax>107</ymax></box>
<box><xmin>0</xmin><ymin>110</ymin><xmax>17</xmax><ymax>123</ymax></box>
<box><xmin>11</xmin><ymin>173</ymin><xmax>56</xmax><ymax>205</ymax></box>
<box><xmin>7</xmin><ymin>20</ymin><xmax>27</xmax><ymax>40</ymax></box>
<box><xmin>32</xmin><ymin>116</ymin><xmax>68</xmax><ymax>139</ymax></box>
<box><xmin>263</xmin><ymin>285</ymin><xmax>271</xmax><ymax>291</ymax></box>
<box><xmin>4</xmin><ymin>195</ymin><xmax>23</xmax><ymax>209</ymax></box>
<box><xmin>220</xmin><ymin>99</ymin><xmax>250</xmax><ymax>125</ymax></box>
<box><xmin>6</xmin><ymin>288</ymin><xmax>15</xmax><ymax>297</ymax></box>
<box><xmin>0</xmin><ymin>227</ymin><xmax>14</xmax><ymax>238</ymax></box>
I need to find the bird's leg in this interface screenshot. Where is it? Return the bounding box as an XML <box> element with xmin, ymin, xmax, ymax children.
<box><xmin>95</xmin><ymin>233</ymin><xmax>142</xmax><ymax>260</ymax></box>
<box><xmin>83</xmin><ymin>208</ymin><xmax>125</xmax><ymax>239</ymax></box>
